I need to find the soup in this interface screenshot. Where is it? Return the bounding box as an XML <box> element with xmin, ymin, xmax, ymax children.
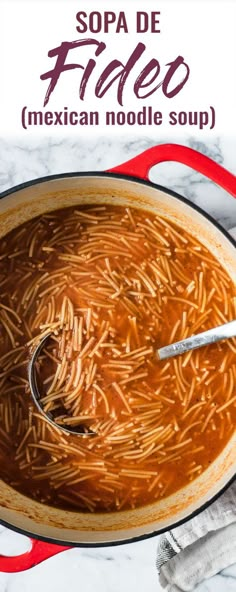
<box><xmin>0</xmin><ymin>205</ymin><xmax>235</xmax><ymax>513</ymax></box>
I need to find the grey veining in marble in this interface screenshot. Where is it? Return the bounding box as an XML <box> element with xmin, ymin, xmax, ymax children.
<box><xmin>0</xmin><ymin>135</ymin><xmax>235</xmax><ymax>592</ymax></box>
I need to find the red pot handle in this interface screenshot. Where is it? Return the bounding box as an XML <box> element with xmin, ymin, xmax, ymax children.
<box><xmin>0</xmin><ymin>538</ymin><xmax>71</xmax><ymax>572</ymax></box>
<box><xmin>108</xmin><ymin>143</ymin><xmax>236</xmax><ymax>197</ymax></box>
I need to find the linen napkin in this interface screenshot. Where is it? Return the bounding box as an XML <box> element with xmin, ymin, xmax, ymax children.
<box><xmin>156</xmin><ymin>226</ymin><xmax>236</xmax><ymax>591</ymax></box>
<box><xmin>156</xmin><ymin>482</ymin><xmax>236</xmax><ymax>591</ymax></box>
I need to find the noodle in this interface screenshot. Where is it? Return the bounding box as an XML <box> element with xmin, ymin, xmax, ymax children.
<box><xmin>0</xmin><ymin>204</ymin><xmax>235</xmax><ymax>512</ymax></box>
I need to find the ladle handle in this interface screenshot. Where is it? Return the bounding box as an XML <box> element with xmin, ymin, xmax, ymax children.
<box><xmin>157</xmin><ymin>320</ymin><xmax>236</xmax><ymax>361</ymax></box>
<box><xmin>108</xmin><ymin>143</ymin><xmax>236</xmax><ymax>197</ymax></box>
<box><xmin>0</xmin><ymin>538</ymin><xmax>70</xmax><ymax>572</ymax></box>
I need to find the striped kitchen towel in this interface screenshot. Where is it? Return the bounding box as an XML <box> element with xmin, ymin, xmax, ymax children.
<box><xmin>156</xmin><ymin>481</ymin><xmax>236</xmax><ymax>591</ymax></box>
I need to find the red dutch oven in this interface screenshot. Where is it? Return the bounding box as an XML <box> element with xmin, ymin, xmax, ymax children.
<box><xmin>0</xmin><ymin>144</ymin><xmax>235</xmax><ymax>572</ymax></box>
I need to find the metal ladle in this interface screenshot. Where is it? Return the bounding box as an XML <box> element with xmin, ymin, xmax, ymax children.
<box><xmin>28</xmin><ymin>320</ymin><xmax>236</xmax><ymax>436</ymax></box>
<box><xmin>28</xmin><ymin>334</ymin><xmax>96</xmax><ymax>437</ymax></box>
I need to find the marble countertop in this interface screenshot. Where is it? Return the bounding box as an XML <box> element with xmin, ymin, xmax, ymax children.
<box><xmin>0</xmin><ymin>134</ymin><xmax>235</xmax><ymax>592</ymax></box>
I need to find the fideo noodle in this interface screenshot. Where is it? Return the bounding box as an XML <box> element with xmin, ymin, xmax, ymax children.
<box><xmin>0</xmin><ymin>205</ymin><xmax>235</xmax><ymax>512</ymax></box>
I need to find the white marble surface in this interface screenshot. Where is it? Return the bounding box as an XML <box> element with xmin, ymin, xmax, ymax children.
<box><xmin>0</xmin><ymin>134</ymin><xmax>235</xmax><ymax>592</ymax></box>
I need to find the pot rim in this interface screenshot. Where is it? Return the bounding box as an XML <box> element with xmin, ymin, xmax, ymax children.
<box><xmin>0</xmin><ymin>171</ymin><xmax>235</xmax><ymax>251</ymax></box>
<box><xmin>0</xmin><ymin>170</ymin><xmax>235</xmax><ymax>546</ymax></box>
<box><xmin>0</xmin><ymin>474</ymin><xmax>235</xmax><ymax>548</ymax></box>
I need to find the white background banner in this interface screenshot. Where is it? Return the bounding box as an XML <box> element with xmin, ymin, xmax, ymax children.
<box><xmin>1</xmin><ymin>0</ymin><xmax>235</xmax><ymax>137</ymax></box>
